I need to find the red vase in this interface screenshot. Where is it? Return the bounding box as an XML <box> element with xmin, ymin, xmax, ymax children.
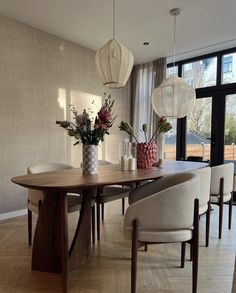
<box><xmin>137</xmin><ymin>142</ymin><xmax>157</xmax><ymax>169</ymax></box>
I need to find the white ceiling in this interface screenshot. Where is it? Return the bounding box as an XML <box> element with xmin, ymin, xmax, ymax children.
<box><xmin>0</xmin><ymin>0</ymin><xmax>236</xmax><ymax>64</ymax></box>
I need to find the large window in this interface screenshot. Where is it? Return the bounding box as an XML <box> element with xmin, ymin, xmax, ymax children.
<box><xmin>168</xmin><ymin>48</ymin><xmax>236</xmax><ymax>165</ymax></box>
<box><xmin>186</xmin><ymin>97</ymin><xmax>212</xmax><ymax>161</ymax></box>
<box><xmin>182</xmin><ymin>57</ymin><xmax>217</xmax><ymax>88</ymax></box>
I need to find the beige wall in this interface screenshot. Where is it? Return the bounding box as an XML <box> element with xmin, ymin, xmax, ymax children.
<box><xmin>0</xmin><ymin>15</ymin><xmax>131</xmax><ymax>214</ymax></box>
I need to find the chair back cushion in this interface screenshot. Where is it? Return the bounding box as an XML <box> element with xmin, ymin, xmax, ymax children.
<box><xmin>28</xmin><ymin>163</ymin><xmax>73</xmax><ymax>205</ymax></box>
<box><xmin>98</xmin><ymin>160</ymin><xmax>112</xmax><ymax>166</ymax></box>
<box><xmin>129</xmin><ymin>172</ymin><xmax>195</xmax><ymax>204</ymax></box>
<box><xmin>210</xmin><ymin>163</ymin><xmax>234</xmax><ymax>195</ymax></box>
<box><xmin>28</xmin><ymin>162</ymin><xmax>72</xmax><ymax>174</ymax></box>
<box><xmin>192</xmin><ymin>167</ymin><xmax>211</xmax><ymax>207</ymax></box>
<box><xmin>124</xmin><ymin>172</ymin><xmax>200</xmax><ymax>239</ymax></box>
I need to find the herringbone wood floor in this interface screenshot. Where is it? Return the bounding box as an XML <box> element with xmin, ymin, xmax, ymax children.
<box><xmin>0</xmin><ymin>200</ymin><xmax>235</xmax><ymax>293</ymax></box>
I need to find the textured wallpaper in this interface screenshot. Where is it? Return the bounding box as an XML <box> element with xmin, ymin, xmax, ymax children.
<box><xmin>0</xmin><ymin>15</ymin><xmax>131</xmax><ymax>214</ymax></box>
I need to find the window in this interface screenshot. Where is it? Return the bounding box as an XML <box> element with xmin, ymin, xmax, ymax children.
<box><xmin>222</xmin><ymin>53</ymin><xmax>236</xmax><ymax>84</ymax></box>
<box><xmin>166</xmin><ymin>66</ymin><xmax>178</xmax><ymax>78</ymax></box>
<box><xmin>163</xmin><ymin>118</ymin><xmax>177</xmax><ymax>160</ymax></box>
<box><xmin>182</xmin><ymin>57</ymin><xmax>217</xmax><ymax>88</ymax></box>
<box><xmin>186</xmin><ymin>97</ymin><xmax>212</xmax><ymax>161</ymax></box>
<box><xmin>223</xmin><ymin>55</ymin><xmax>232</xmax><ymax>73</ymax></box>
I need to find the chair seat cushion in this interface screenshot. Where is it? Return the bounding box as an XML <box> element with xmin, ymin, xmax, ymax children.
<box><xmin>124</xmin><ymin>228</ymin><xmax>193</xmax><ymax>243</ymax></box>
<box><xmin>210</xmin><ymin>193</ymin><xmax>231</xmax><ymax>204</ymax></box>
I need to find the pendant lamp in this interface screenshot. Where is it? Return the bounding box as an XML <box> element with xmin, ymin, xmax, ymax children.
<box><xmin>152</xmin><ymin>8</ymin><xmax>195</xmax><ymax>118</ymax></box>
<box><xmin>95</xmin><ymin>0</ymin><xmax>134</xmax><ymax>88</ymax></box>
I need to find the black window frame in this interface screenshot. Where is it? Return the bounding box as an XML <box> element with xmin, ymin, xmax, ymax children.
<box><xmin>167</xmin><ymin>47</ymin><xmax>236</xmax><ymax>165</ymax></box>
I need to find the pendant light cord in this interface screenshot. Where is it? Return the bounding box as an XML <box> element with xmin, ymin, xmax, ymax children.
<box><xmin>173</xmin><ymin>13</ymin><xmax>176</xmax><ymax>68</ymax></box>
<box><xmin>113</xmin><ymin>0</ymin><xmax>116</xmax><ymax>39</ymax></box>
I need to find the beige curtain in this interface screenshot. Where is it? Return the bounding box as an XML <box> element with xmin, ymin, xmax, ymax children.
<box><xmin>131</xmin><ymin>58</ymin><xmax>166</xmax><ymax>157</ymax></box>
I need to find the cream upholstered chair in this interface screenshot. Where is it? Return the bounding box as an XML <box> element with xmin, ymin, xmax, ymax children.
<box><xmin>125</xmin><ymin>173</ymin><xmax>200</xmax><ymax>293</ymax></box>
<box><xmin>96</xmin><ymin>160</ymin><xmax>132</xmax><ymax>240</ymax></box>
<box><xmin>210</xmin><ymin>163</ymin><xmax>234</xmax><ymax>239</ymax></box>
<box><xmin>193</xmin><ymin>167</ymin><xmax>211</xmax><ymax>247</ymax></box>
<box><xmin>27</xmin><ymin>163</ymin><xmax>95</xmax><ymax>245</ymax></box>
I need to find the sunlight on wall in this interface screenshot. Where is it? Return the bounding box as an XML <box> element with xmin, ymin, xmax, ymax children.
<box><xmin>69</xmin><ymin>90</ymin><xmax>103</xmax><ymax>167</ymax></box>
<box><xmin>57</xmin><ymin>88</ymin><xmax>67</xmax><ymax>120</ymax></box>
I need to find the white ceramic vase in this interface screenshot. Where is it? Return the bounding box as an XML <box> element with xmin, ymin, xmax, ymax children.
<box><xmin>82</xmin><ymin>144</ymin><xmax>98</xmax><ymax>175</ymax></box>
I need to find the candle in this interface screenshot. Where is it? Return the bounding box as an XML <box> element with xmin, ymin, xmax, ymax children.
<box><xmin>128</xmin><ymin>157</ymin><xmax>136</xmax><ymax>171</ymax></box>
<box><xmin>120</xmin><ymin>155</ymin><xmax>129</xmax><ymax>171</ymax></box>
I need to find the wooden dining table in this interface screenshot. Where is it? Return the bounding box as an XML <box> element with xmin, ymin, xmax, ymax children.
<box><xmin>11</xmin><ymin>160</ymin><xmax>208</xmax><ymax>293</ymax></box>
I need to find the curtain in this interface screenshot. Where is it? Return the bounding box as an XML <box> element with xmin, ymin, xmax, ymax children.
<box><xmin>131</xmin><ymin>58</ymin><xmax>166</xmax><ymax>158</ymax></box>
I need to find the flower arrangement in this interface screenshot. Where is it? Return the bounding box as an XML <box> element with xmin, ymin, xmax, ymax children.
<box><xmin>118</xmin><ymin>116</ymin><xmax>172</xmax><ymax>143</ymax></box>
<box><xmin>56</xmin><ymin>93</ymin><xmax>116</xmax><ymax>145</ymax></box>
<box><xmin>119</xmin><ymin>117</ymin><xmax>172</xmax><ymax>168</ymax></box>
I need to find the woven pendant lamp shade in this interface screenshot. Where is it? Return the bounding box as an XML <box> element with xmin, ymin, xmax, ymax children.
<box><xmin>95</xmin><ymin>39</ymin><xmax>134</xmax><ymax>88</ymax></box>
<box><xmin>152</xmin><ymin>76</ymin><xmax>196</xmax><ymax>118</ymax></box>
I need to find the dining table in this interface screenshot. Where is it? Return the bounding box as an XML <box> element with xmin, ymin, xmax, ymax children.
<box><xmin>11</xmin><ymin>160</ymin><xmax>208</xmax><ymax>293</ymax></box>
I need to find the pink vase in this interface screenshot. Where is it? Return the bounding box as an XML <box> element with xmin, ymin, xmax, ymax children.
<box><xmin>137</xmin><ymin>142</ymin><xmax>157</xmax><ymax>169</ymax></box>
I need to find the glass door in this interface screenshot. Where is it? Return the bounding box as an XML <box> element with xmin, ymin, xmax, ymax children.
<box><xmin>186</xmin><ymin>97</ymin><xmax>212</xmax><ymax>161</ymax></box>
<box><xmin>224</xmin><ymin>93</ymin><xmax>236</xmax><ymax>200</ymax></box>
<box><xmin>224</xmin><ymin>94</ymin><xmax>236</xmax><ymax>162</ymax></box>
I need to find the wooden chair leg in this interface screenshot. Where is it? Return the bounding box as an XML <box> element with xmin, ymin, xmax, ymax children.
<box><xmin>192</xmin><ymin>198</ymin><xmax>199</xmax><ymax>293</ymax></box>
<box><xmin>122</xmin><ymin>198</ymin><xmax>125</xmax><ymax>215</ymax></box>
<box><xmin>28</xmin><ymin>209</ymin><xmax>32</xmax><ymax>246</ymax></box>
<box><xmin>229</xmin><ymin>193</ymin><xmax>233</xmax><ymax>230</ymax></box>
<box><xmin>219</xmin><ymin>178</ymin><xmax>224</xmax><ymax>239</ymax></box>
<box><xmin>181</xmin><ymin>242</ymin><xmax>186</xmax><ymax>268</ymax></box>
<box><xmin>96</xmin><ymin>202</ymin><xmax>100</xmax><ymax>241</ymax></box>
<box><xmin>91</xmin><ymin>206</ymin><xmax>95</xmax><ymax>244</ymax></box>
<box><xmin>131</xmin><ymin>219</ymin><xmax>138</xmax><ymax>293</ymax></box>
<box><xmin>144</xmin><ymin>243</ymin><xmax>148</xmax><ymax>252</ymax></box>
<box><xmin>101</xmin><ymin>203</ymin><xmax>104</xmax><ymax>222</ymax></box>
<box><xmin>190</xmin><ymin>242</ymin><xmax>193</xmax><ymax>261</ymax></box>
<box><xmin>206</xmin><ymin>201</ymin><xmax>211</xmax><ymax>247</ymax></box>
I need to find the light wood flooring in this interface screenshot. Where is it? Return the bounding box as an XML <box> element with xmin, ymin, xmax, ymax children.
<box><xmin>0</xmin><ymin>200</ymin><xmax>235</xmax><ymax>293</ymax></box>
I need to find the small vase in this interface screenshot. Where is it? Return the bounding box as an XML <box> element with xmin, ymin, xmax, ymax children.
<box><xmin>137</xmin><ymin>142</ymin><xmax>157</xmax><ymax>169</ymax></box>
<box><xmin>82</xmin><ymin>144</ymin><xmax>98</xmax><ymax>175</ymax></box>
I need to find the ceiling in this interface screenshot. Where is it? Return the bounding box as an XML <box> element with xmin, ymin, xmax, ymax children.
<box><xmin>0</xmin><ymin>0</ymin><xmax>236</xmax><ymax>64</ymax></box>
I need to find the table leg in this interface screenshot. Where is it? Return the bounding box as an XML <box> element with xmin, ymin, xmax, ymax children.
<box><xmin>32</xmin><ymin>191</ymin><xmax>68</xmax><ymax>293</ymax></box>
<box><xmin>69</xmin><ymin>188</ymin><xmax>96</xmax><ymax>269</ymax></box>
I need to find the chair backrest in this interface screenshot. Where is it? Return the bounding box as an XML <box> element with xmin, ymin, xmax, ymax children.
<box><xmin>192</xmin><ymin>167</ymin><xmax>211</xmax><ymax>207</ymax></box>
<box><xmin>98</xmin><ymin>160</ymin><xmax>112</xmax><ymax>166</ymax></box>
<box><xmin>210</xmin><ymin>163</ymin><xmax>234</xmax><ymax>195</ymax></box>
<box><xmin>187</xmin><ymin>156</ymin><xmax>203</xmax><ymax>162</ymax></box>
<box><xmin>125</xmin><ymin>172</ymin><xmax>200</xmax><ymax>234</ymax></box>
<box><xmin>28</xmin><ymin>162</ymin><xmax>72</xmax><ymax>174</ymax></box>
<box><xmin>28</xmin><ymin>163</ymin><xmax>73</xmax><ymax>205</ymax></box>
<box><xmin>129</xmin><ymin>172</ymin><xmax>195</xmax><ymax>204</ymax></box>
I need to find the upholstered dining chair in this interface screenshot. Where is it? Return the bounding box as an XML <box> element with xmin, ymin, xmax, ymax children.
<box><xmin>125</xmin><ymin>172</ymin><xmax>200</xmax><ymax>293</ymax></box>
<box><xmin>27</xmin><ymin>162</ymin><xmax>95</xmax><ymax>245</ymax></box>
<box><xmin>96</xmin><ymin>160</ymin><xmax>133</xmax><ymax>240</ymax></box>
<box><xmin>193</xmin><ymin>167</ymin><xmax>211</xmax><ymax>247</ymax></box>
<box><xmin>210</xmin><ymin>163</ymin><xmax>234</xmax><ymax>239</ymax></box>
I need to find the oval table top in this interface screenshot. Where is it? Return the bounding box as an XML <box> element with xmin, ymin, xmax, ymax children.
<box><xmin>11</xmin><ymin>160</ymin><xmax>208</xmax><ymax>191</ymax></box>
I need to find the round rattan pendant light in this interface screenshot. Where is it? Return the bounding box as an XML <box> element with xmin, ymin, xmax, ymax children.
<box><xmin>152</xmin><ymin>8</ymin><xmax>195</xmax><ymax>118</ymax></box>
<box><xmin>95</xmin><ymin>0</ymin><xmax>134</xmax><ymax>88</ymax></box>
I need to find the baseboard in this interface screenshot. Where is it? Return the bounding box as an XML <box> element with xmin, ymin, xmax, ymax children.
<box><xmin>0</xmin><ymin>209</ymin><xmax>27</xmax><ymax>221</ymax></box>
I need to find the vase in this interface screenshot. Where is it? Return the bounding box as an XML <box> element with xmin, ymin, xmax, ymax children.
<box><xmin>82</xmin><ymin>144</ymin><xmax>98</xmax><ymax>175</ymax></box>
<box><xmin>137</xmin><ymin>142</ymin><xmax>157</xmax><ymax>169</ymax></box>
